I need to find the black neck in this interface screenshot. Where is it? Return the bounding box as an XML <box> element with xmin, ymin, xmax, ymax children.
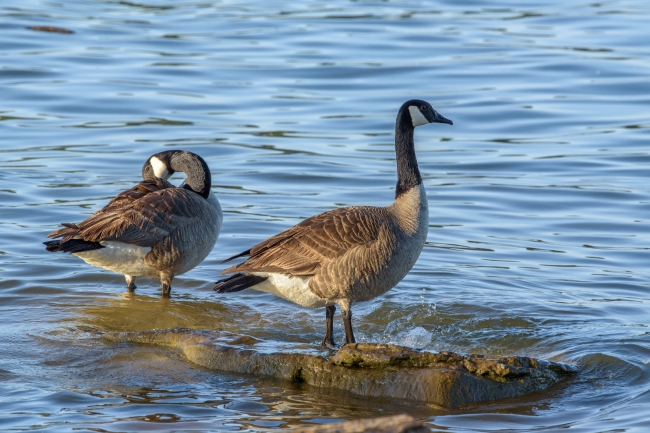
<box><xmin>394</xmin><ymin>110</ymin><xmax>421</xmax><ymax>199</ymax></box>
<box><xmin>170</xmin><ymin>152</ymin><xmax>211</xmax><ymax>199</ymax></box>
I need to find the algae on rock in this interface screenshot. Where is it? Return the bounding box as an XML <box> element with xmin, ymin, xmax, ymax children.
<box><xmin>104</xmin><ymin>328</ymin><xmax>578</xmax><ymax>408</ymax></box>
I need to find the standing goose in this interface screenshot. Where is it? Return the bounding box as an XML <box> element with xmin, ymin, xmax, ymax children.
<box><xmin>213</xmin><ymin>100</ymin><xmax>452</xmax><ymax>347</ymax></box>
<box><xmin>44</xmin><ymin>150</ymin><xmax>223</xmax><ymax>297</ymax></box>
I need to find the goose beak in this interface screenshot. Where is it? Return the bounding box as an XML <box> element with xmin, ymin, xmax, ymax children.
<box><xmin>433</xmin><ymin>111</ymin><xmax>453</xmax><ymax>125</ymax></box>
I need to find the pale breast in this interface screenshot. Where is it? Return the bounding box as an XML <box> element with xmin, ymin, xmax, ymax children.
<box><xmin>342</xmin><ymin>184</ymin><xmax>429</xmax><ymax>303</ymax></box>
<box><xmin>163</xmin><ymin>192</ymin><xmax>223</xmax><ymax>276</ymax></box>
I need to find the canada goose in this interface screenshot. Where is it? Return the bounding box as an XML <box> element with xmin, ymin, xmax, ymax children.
<box><xmin>44</xmin><ymin>150</ymin><xmax>223</xmax><ymax>297</ymax></box>
<box><xmin>213</xmin><ymin>100</ymin><xmax>452</xmax><ymax>347</ymax></box>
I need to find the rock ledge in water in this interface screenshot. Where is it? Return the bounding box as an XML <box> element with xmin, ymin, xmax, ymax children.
<box><xmin>104</xmin><ymin>328</ymin><xmax>578</xmax><ymax>408</ymax></box>
<box><xmin>292</xmin><ymin>414</ymin><xmax>429</xmax><ymax>433</ymax></box>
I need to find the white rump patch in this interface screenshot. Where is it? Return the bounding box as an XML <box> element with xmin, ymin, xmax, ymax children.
<box><xmin>249</xmin><ymin>272</ymin><xmax>329</xmax><ymax>308</ymax></box>
<box><xmin>150</xmin><ymin>156</ymin><xmax>171</xmax><ymax>180</ymax></box>
<box><xmin>408</xmin><ymin>106</ymin><xmax>429</xmax><ymax>127</ymax></box>
<box><xmin>74</xmin><ymin>241</ymin><xmax>156</xmax><ymax>278</ymax></box>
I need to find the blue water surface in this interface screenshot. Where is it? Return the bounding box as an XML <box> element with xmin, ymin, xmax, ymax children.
<box><xmin>0</xmin><ymin>0</ymin><xmax>649</xmax><ymax>431</ymax></box>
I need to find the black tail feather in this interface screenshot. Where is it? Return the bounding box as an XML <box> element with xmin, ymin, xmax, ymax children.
<box><xmin>44</xmin><ymin>239</ymin><xmax>104</xmax><ymax>253</ymax></box>
<box><xmin>213</xmin><ymin>273</ymin><xmax>267</xmax><ymax>293</ymax></box>
<box><xmin>220</xmin><ymin>249</ymin><xmax>251</xmax><ymax>264</ymax></box>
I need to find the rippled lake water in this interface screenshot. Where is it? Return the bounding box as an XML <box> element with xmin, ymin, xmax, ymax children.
<box><xmin>1</xmin><ymin>0</ymin><xmax>649</xmax><ymax>431</ymax></box>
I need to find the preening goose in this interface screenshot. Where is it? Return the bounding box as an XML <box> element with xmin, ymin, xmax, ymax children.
<box><xmin>44</xmin><ymin>150</ymin><xmax>223</xmax><ymax>297</ymax></box>
<box><xmin>213</xmin><ymin>100</ymin><xmax>452</xmax><ymax>347</ymax></box>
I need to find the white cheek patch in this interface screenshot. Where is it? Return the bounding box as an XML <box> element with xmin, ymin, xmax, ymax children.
<box><xmin>408</xmin><ymin>106</ymin><xmax>429</xmax><ymax>127</ymax></box>
<box><xmin>150</xmin><ymin>156</ymin><xmax>170</xmax><ymax>180</ymax></box>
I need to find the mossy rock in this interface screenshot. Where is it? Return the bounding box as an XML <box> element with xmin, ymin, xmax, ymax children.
<box><xmin>105</xmin><ymin>328</ymin><xmax>578</xmax><ymax>408</ymax></box>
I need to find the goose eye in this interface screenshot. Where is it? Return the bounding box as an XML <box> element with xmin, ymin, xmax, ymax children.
<box><xmin>420</xmin><ymin>105</ymin><xmax>428</xmax><ymax>111</ymax></box>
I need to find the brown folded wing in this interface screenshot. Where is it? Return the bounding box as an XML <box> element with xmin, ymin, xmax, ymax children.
<box><xmin>223</xmin><ymin>206</ymin><xmax>397</xmax><ymax>299</ymax></box>
<box><xmin>47</xmin><ymin>178</ymin><xmax>213</xmax><ymax>256</ymax></box>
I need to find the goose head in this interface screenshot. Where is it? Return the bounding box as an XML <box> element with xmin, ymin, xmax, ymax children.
<box><xmin>142</xmin><ymin>151</ymin><xmax>175</xmax><ymax>181</ymax></box>
<box><xmin>402</xmin><ymin>99</ymin><xmax>453</xmax><ymax>128</ymax></box>
<box><xmin>142</xmin><ymin>150</ymin><xmax>212</xmax><ymax>199</ymax></box>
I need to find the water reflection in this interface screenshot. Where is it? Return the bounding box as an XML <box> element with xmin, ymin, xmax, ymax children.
<box><xmin>72</xmin><ymin>295</ymin><xmax>240</xmax><ymax>333</ymax></box>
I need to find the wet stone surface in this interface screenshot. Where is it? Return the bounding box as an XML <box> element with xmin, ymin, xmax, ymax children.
<box><xmin>105</xmin><ymin>328</ymin><xmax>578</xmax><ymax>408</ymax></box>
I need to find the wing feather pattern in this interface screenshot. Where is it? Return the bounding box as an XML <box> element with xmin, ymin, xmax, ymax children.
<box><xmin>222</xmin><ymin>206</ymin><xmax>398</xmax><ymax>299</ymax></box>
<box><xmin>47</xmin><ymin>178</ymin><xmax>219</xmax><ymax>272</ymax></box>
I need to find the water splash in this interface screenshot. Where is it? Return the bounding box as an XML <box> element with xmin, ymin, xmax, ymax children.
<box><xmin>397</xmin><ymin>327</ymin><xmax>433</xmax><ymax>349</ymax></box>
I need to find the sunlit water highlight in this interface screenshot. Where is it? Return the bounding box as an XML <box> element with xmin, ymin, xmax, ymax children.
<box><xmin>1</xmin><ymin>0</ymin><xmax>649</xmax><ymax>431</ymax></box>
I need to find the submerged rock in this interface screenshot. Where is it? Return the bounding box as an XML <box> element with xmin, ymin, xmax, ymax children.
<box><xmin>292</xmin><ymin>414</ymin><xmax>429</xmax><ymax>433</ymax></box>
<box><xmin>104</xmin><ymin>328</ymin><xmax>578</xmax><ymax>408</ymax></box>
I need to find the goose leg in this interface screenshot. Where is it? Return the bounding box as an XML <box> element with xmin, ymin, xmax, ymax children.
<box><xmin>160</xmin><ymin>271</ymin><xmax>173</xmax><ymax>298</ymax></box>
<box><xmin>342</xmin><ymin>310</ymin><xmax>356</xmax><ymax>345</ymax></box>
<box><xmin>321</xmin><ymin>305</ymin><xmax>337</xmax><ymax>349</ymax></box>
<box><xmin>125</xmin><ymin>275</ymin><xmax>137</xmax><ymax>292</ymax></box>
<box><xmin>339</xmin><ymin>301</ymin><xmax>356</xmax><ymax>345</ymax></box>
